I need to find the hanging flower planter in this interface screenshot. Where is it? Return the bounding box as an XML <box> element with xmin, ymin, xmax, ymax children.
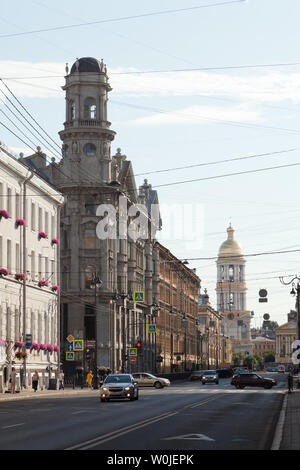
<box><xmin>38</xmin><ymin>280</ymin><xmax>48</xmax><ymax>288</ymax></box>
<box><xmin>15</xmin><ymin>351</ymin><xmax>28</xmax><ymax>360</ymax></box>
<box><xmin>53</xmin><ymin>345</ymin><xmax>60</xmax><ymax>352</ymax></box>
<box><xmin>0</xmin><ymin>339</ymin><xmax>8</xmax><ymax>347</ymax></box>
<box><xmin>51</xmin><ymin>238</ymin><xmax>60</xmax><ymax>245</ymax></box>
<box><xmin>38</xmin><ymin>231</ymin><xmax>48</xmax><ymax>240</ymax></box>
<box><xmin>15</xmin><ymin>218</ymin><xmax>26</xmax><ymax>228</ymax></box>
<box><xmin>51</xmin><ymin>285</ymin><xmax>60</xmax><ymax>292</ymax></box>
<box><xmin>39</xmin><ymin>344</ymin><xmax>47</xmax><ymax>351</ymax></box>
<box><xmin>0</xmin><ymin>210</ymin><xmax>10</xmax><ymax>220</ymax></box>
<box><xmin>30</xmin><ymin>342</ymin><xmax>39</xmax><ymax>351</ymax></box>
<box><xmin>46</xmin><ymin>344</ymin><xmax>54</xmax><ymax>352</ymax></box>
<box><xmin>15</xmin><ymin>272</ymin><xmax>26</xmax><ymax>281</ymax></box>
<box><xmin>14</xmin><ymin>340</ymin><xmax>24</xmax><ymax>348</ymax></box>
<box><xmin>0</xmin><ymin>268</ymin><xmax>9</xmax><ymax>276</ymax></box>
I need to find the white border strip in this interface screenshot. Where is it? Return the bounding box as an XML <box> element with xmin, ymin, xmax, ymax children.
<box><xmin>271</xmin><ymin>393</ymin><xmax>288</xmax><ymax>450</ymax></box>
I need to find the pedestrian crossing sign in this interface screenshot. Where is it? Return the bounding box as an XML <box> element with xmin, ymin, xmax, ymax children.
<box><xmin>133</xmin><ymin>291</ymin><xmax>145</xmax><ymax>303</ymax></box>
<box><xmin>66</xmin><ymin>352</ymin><xmax>74</xmax><ymax>361</ymax></box>
<box><xmin>73</xmin><ymin>339</ymin><xmax>84</xmax><ymax>351</ymax></box>
<box><xmin>67</xmin><ymin>343</ymin><xmax>74</xmax><ymax>352</ymax></box>
<box><xmin>148</xmin><ymin>324</ymin><xmax>157</xmax><ymax>333</ymax></box>
<box><xmin>128</xmin><ymin>348</ymin><xmax>137</xmax><ymax>357</ymax></box>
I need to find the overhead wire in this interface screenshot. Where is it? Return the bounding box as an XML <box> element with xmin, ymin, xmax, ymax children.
<box><xmin>0</xmin><ymin>1</ymin><xmax>247</xmax><ymax>39</ymax></box>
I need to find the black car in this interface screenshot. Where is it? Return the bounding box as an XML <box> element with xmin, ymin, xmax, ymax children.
<box><xmin>231</xmin><ymin>373</ymin><xmax>277</xmax><ymax>389</ymax></box>
<box><xmin>217</xmin><ymin>368</ymin><xmax>234</xmax><ymax>378</ymax></box>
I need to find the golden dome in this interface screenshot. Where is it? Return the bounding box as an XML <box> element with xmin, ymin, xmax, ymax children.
<box><xmin>218</xmin><ymin>223</ymin><xmax>243</xmax><ymax>257</ymax></box>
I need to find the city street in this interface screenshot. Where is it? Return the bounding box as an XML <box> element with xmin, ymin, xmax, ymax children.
<box><xmin>0</xmin><ymin>373</ymin><xmax>287</xmax><ymax>450</ymax></box>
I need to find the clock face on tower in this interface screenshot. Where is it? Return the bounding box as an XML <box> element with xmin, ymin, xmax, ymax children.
<box><xmin>83</xmin><ymin>143</ymin><xmax>96</xmax><ymax>157</ymax></box>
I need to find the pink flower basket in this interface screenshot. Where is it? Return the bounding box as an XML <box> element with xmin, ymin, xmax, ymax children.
<box><xmin>15</xmin><ymin>273</ymin><xmax>26</xmax><ymax>281</ymax></box>
<box><xmin>16</xmin><ymin>219</ymin><xmax>26</xmax><ymax>227</ymax></box>
<box><xmin>0</xmin><ymin>268</ymin><xmax>9</xmax><ymax>276</ymax></box>
<box><xmin>0</xmin><ymin>210</ymin><xmax>10</xmax><ymax>219</ymax></box>
<box><xmin>51</xmin><ymin>285</ymin><xmax>60</xmax><ymax>292</ymax></box>
<box><xmin>14</xmin><ymin>341</ymin><xmax>24</xmax><ymax>348</ymax></box>
<box><xmin>51</xmin><ymin>238</ymin><xmax>60</xmax><ymax>245</ymax></box>
<box><xmin>38</xmin><ymin>280</ymin><xmax>48</xmax><ymax>287</ymax></box>
<box><xmin>38</xmin><ymin>232</ymin><xmax>48</xmax><ymax>240</ymax></box>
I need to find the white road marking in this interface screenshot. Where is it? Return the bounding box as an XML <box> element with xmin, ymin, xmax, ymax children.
<box><xmin>164</xmin><ymin>433</ymin><xmax>215</xmax><ymax>442</ymax></box>
<box><xmin>2</xmin><ymin>423</ymin><xmax>25</xmax><ymax>429</ymax></box>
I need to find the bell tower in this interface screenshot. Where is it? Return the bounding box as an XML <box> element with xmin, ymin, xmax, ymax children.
<box><xmin>216</xmin><ymin>224</ymin><xmax>252</xmax><ymax>352</ymax></box>
<box><xmin>58</xmin><ymin>57</ymin><xmax>116</xmax><ymax>185</ymax></box>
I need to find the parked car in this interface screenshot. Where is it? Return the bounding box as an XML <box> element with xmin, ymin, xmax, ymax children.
<box><xmin>233</xmin><ymin>368</ymin><xmax>248</xmax><ymax>377</ymax></box>
<box><xmin>217</xmin><ymin>368</ymin><xmax>234</xmax><ymax>378</ymax></box>
<box><xmin>231</xmin><ymin>373</ymin><xmax>277</xmax><ymax>389</ymax></box>
<box><xmin>100</xmin><ymin>374</ymin><xmax>139</xmax><ymax>402</ymax></box>
<box><xmin>277</xmin><ymin>365</ymin><xmax>285</xmax><ymax>373</ymax></box>
<box><xmin>266</xmin><ymin>366</ymin><xmax>278</xmax><ymax>372</ymax></box>
<box><xmin>188</xmin><ymin>371</ymin><xmax>203</xmax><ymax>381</ymax></box>
<box><xmin>131</xmin><ymin>373</ymin><xmax>170</xmax><ymax>389</ymax></box>
<box><xmin>202</xmin><ymin>370</ymin><xmax>219</xmax><ymax>384</ymax></box>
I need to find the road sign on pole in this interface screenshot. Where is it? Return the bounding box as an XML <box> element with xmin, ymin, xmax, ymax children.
<box><xmin>128</xmin><ymin>347</ymin><xmax>137</xmax><ymax>357</ymax></box>
<box><xmin>130</xmin><ymin>357</ymin><xmax>136</xmax><ymax>364</ymax></box>
<box><xmin>148</xmin><ymin>324</ymin><xmax>157</xmax><ymax>333</ymax></box>
<box><xmin>133</xmin><ymin>291</ymin><xmax>145</xmax><ymax>302</ymax></box>
<box><xmin>66</xmin><ymin>352</ymin><xmax>75</xmax><ymax>361</ymax></box>
<box><xmin>25</xmin><ymin>334</ymin><xmax>32</xmax><ymax>348</ymax></box>
<box><xmin>73</xmin><ymin>340</ymin><xmax>84</xmax><ymax>351</ymax></box>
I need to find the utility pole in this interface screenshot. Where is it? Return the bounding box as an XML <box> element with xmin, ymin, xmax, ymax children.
<box><xmin>279</xmin><ymin>276</ymin><xmax>300</xmax><ymax>340</ymax></box>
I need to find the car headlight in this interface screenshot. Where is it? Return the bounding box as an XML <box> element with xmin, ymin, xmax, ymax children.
<box><xmin>102</xmin><ymin>387</ymin><xmax>108</xmax><ymax>391</ymax></box>
<box><xmin>124</xmin><ymin>386</ymin><xmax>131</xmax><ymax>391</ymax></box>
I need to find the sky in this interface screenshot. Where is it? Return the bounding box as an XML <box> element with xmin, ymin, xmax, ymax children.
<box><xmin>0</xmin><ymin>0</ymin><xmax>300</xmax><ymax>328</ymax></box>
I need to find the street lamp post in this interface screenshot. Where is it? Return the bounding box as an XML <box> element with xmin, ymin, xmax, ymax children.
<box><xmin>280</xmin><ymin>276</ymin><xmax>300</xmax><ymax>341</ymax></box>
<box><xmin>90</xmin><ymin>272</ymin><xmax>102</xmax><ymax>387</ymax></box>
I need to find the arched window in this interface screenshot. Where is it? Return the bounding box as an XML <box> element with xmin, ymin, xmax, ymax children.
<box><xmin>85</xmin><ymin>265</ymin><xmax>95</xmax><ymax>289</ymax></box>
<box><xmin>85</xmin><ymin>196</ymin><xmax>95</xmax><ymax>216</ymax></box>
<box><xmin>83</xmin><ymin>143</ymin><xmax>96</xmax><ymax>157</ymax></box>
<box><xmin>84</xmin><ymin>97</ymin><xmax>97</xmax><ymax>119</ymax></box>
<box><xmin>70</xmin><ymin>101</ymin><xmax>76</xmax><ymax>120</ymax></box>
<box><xmin>84</xmin><ymin>229</ymin><xmax>96</xmax><ymax>249</ymax></box>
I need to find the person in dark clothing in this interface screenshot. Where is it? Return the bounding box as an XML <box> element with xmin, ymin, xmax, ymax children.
<box><xmin>288</xmin><ymin>371</ymin><xmax>294</xmax><ymax>393</ymax></box>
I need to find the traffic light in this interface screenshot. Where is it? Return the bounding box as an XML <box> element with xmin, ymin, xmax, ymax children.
<box><xmin>136</xmin><ymin>340</ymin><xmax>142</xmax><ymax>349</ymax></box>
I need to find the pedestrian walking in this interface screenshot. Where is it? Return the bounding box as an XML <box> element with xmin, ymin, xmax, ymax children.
<box><xmin>288</xmin><ymin>371</ymin><xmax>294</xmax><ymax>393</ymax></box>
<box><xmin>32</xmin><ymin>370</ymin><xmax>39</xmax><ymax>392</ymax></box>
<box><xmin>87</xmin><ymin>370</ymin><xmax>93</xmax><ymax>389</ymax></box>
<box><xmin>10</xmin><ymin>367</ymin><xmax>17</xmax><ymax>394</ymax></box>
<box><xmin>59</xmin><ymin>370</ymin><xmax>64</xmax><ymax>390</ymax></box>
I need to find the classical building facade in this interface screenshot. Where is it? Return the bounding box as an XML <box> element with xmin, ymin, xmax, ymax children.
<box><xmin>0</xmin><ymin>146</ymin><xmax>63</xmax><ymax>393</ymax></box>
<box><xmin>198</xmin><ymin>289</ymin><xmax>233</xmax><ymax>368</ymax></box>
<box><xmin>156</xmin><ymin>242</ymin><xmax>201</xmax><ymax>373</ymax></box>
<box><xmin>216</xmin><ymin>224</ymin><xmax>253</xmax><ymax>356</ymax></box>
<box><xmin>23</xmin><ymin>57</ymin><xmax>161</xmax><ymax>374</ymax></box>
<box><xmin>275</xmin><ymin>319</ymin><xmax>297</xmax><ymax>364</ymax></box>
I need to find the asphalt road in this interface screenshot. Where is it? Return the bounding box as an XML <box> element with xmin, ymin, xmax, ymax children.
<box><xmin>0</xmin><ymin>373</ymin><xmax>287</xmax><ymax>450</ymax></box>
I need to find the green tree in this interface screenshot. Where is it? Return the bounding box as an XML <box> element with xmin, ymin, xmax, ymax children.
<box><xmin>263</xmin><ymin>350</ymin><xmax>275</xmax><ymax>362</ymax></box>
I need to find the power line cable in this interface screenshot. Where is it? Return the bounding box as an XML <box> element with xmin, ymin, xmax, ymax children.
<box><xmin>0</xmin><ymin>1</ymin><xmax>246</xmax><ymax>39</ymax></box>
<box><xmin>154</xmin><ymin>160</ymin><xmax>300</xmax><ymax>189</ymax></box>
<box><xmin>133</xmin><ymin>148</ymin><xmax>300</xmax><ymax>177</ymax></box>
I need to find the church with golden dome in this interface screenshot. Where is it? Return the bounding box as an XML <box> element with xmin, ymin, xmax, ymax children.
<box><xmin>216</xmin><ymin>224</ymin><xmax>253</xmax><ymax>355</ymax></box>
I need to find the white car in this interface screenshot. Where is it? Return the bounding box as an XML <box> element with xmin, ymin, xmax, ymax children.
<box><xmin>202</xmin><ymin>370</ymin><xmax>219</xmax><ymax>384</ymax></box>
<box><xmin>132</xmin><ymin>373</ymin><xmax>170</xmax><ymax>389</ymax></box>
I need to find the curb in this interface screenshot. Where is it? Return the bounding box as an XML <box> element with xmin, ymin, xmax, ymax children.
<box><xmin>271</xmin><ymin>392</ymin><xmax>288</xmax><ymax>450</ymax></box>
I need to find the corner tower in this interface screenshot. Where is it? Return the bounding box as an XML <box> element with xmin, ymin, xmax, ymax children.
<box><xmin>216</xmin><ymin>224</ymin><xmax>252</xmax><ymax>354</ymax></box>
<box><xmin>58</xmin><ymin>57</ymin><xmax>116</xmax><ymax>185</ymax></box>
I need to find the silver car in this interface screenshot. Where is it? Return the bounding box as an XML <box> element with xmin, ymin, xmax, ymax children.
<box><xmin>202</xmin><ymin>370</ymin><xmax>219</xmax><ymax>384</ymax></box>
<box><xmin>100</xmin><ymin>374</ymin><xmax>139</xmax><ymax>402</ymax></box>
<box><xmin>132</xmin><ymin>372</ymin><xmax>170</xmax><ymax>389</ymax></box>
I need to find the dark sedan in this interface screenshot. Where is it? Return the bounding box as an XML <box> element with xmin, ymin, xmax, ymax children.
<box><xmin>217</xmin><ymin>368</ymin><xmax>234</xmax><ymax>378</ymax></box>
<box><xmin>188</xmin><ymin>371</ymin><xmax>203</xmax><ymax>381</ymax></box>
<box><xmin>231</xmin><ymin>373</ymin><xmax>277</xmax><ymax>389</ymax></box>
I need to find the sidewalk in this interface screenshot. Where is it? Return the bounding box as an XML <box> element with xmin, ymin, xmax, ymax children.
<box><xmin>279</xmin><ymin>389</ymin><xmax>300</xmax><ymax>450</ymax></box>
<box><xmin>0</xmin><ymin>387</ymin><xmax>98</xmax><ymax>402</ymax></box>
